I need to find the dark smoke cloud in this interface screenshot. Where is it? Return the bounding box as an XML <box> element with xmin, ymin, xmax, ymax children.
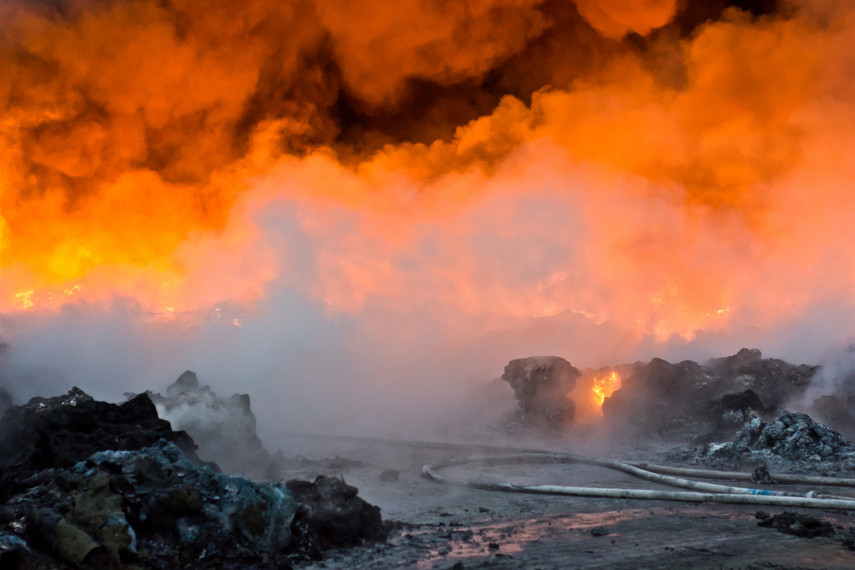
<box><xmin>1</xmin><ymin>0</ymin><xmax>784</xmax><ymax>192</ymax></box>
<box><xmin>4</xmin><ymin>0</ymin><xmax>855</xmax><ymax>441</ymax></box>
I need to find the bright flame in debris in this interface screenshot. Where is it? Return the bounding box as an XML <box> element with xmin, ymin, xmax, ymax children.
<box><xmin>592</xmin><ymin>371</ymin><xmax>621</xmax><ymax>407</ymax></box>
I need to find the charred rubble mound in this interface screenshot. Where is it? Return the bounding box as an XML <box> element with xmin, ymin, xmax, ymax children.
<box><xmin>143</xmin><ymin>371</ymin><xmax>278</xmax><ymax>480</ymax></box>
<box><xmin>603</xmin><ymin>348</ymin><xmax>818</xmax><ymax>440</ymax></box>
<box><xmin>287</xmin><ymin>476</ymin><xmax>386</xmax><ymax>559</ymax></box>
<box><xmin>0</xmin><ymin>389</ymin><xmax>387</xmax><ymax>569</ymax></box>
<box><xmin>501</xmin><ymin>356</ymin><xmax>580</xmax><ymax>432</ymax></box>
<box><xmin>0</xmin><ymin>388</ymin><xmax>206</xmax><ymax>502</ymax></box>
<box><xmin>692</xmin><ymin>410</ymin><xmax>855</xmax><ymax>474</ymax></box>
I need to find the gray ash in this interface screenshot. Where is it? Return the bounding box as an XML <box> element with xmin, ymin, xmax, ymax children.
<box><xmin>683</xmin><ymin>410</ymin><xmax>855</xmax><ymax>474</ymax></box>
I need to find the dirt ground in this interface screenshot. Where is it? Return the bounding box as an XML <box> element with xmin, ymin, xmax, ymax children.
<box><xmin>278</xmin><ymin>432</ymin><xmax>855</xmax><ymax>569</ymax></box>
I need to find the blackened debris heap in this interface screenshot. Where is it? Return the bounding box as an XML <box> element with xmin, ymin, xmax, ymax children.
<box><xmin>603</xmin><ymin>348</ymin><xmax>818</xmax><ymax>439</ymax></box>
<box><xmin>0</xmin><ymin>388</ymin><xmax>204</xmax><ymax>502</ymax></box>
<box><xmin>502</xmin><ymin>356</ymin><xmax>580</xmax><ymax>431</ymax></box>
<box><xmin>287</xmin><ymin>475</ymin><xmax>386</xmax><ymax>560</ymax></box>
<box><xmin>696</xmin><ymin>410</ymin><xmax>855</xmax><ymax>473</ymax></box>
<box><xmin>0</xmin><ymin>388</ymin><xmax>387</xmax><ymax>569</ymax></box>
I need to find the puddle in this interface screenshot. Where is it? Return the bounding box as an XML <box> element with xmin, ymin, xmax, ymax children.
<box><xmin>408</xmin><ymin>509</ymin><xmax>650</xmax><ymax>568</ymax></box>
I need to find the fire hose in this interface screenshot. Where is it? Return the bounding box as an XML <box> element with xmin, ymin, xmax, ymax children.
<box><xmin>626</xmin><ymin>462</ymin><xmax>855</xmax><ymax>487</ymax></box>
<box><xmin>422</xmin><ymin>453</ymin><xmax>855</xmax><ymax>510</ymax></box>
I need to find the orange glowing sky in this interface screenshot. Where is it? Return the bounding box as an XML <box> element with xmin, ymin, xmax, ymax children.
<box><xmin>2</xmin><ymin>0</ymin><xmax>855</xmax><ymax>354</ymax></box>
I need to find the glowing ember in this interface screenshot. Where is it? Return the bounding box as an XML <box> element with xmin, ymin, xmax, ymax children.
<box><xmin>14</xmin><ymin>290</ymin><xmax>34</xmax><ymax>310</ymax></box>
<box><xmin>592</xmin><ymin>372</ymin><xmax>621</xmax><ymax>407</ymax></box>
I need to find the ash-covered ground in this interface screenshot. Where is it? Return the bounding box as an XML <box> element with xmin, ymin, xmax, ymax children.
<box><xmin>3</xmin><ymin>348</ymin><xmax>855</xmax><ymax>568</ymax></box>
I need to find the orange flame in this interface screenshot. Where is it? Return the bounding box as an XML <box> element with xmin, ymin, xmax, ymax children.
<box><xmin>592</xmin><ymin>371</ymin><xmax>621</xmax><ymax>407</ymax></box>
<box><xmin>0</xmin><ymin>0</ymin><xmax>854</xmax><ymax>356</ymax></box>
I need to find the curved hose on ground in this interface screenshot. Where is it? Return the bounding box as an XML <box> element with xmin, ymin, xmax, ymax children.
<box><xmin>626</xmin><ymin>462</ymin><xmax>855</xmax><ymax>487</ymax></box>
<box><xmin>422</xmin><ymin>453</ymin><xmax>855</xmax><ymax>510</ymax></box>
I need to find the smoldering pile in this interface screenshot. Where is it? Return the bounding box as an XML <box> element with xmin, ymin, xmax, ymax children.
<box><xmin>500</xmin><ymin>356</ymin><xmax>580</xmax><ymax>432</ymax></box>
<box><xmin>685</xmin><ymin>410</ymin><xmax>855</xmax><ymax>474</ymax></box>
<box><xmin>601</xmin><ymin>348</ymin><xmax>819</xmax><ymax>440</ymax></box>
<box><xmin>0</xmin><ymin>386</ymin><xmax>387</xmax><ymax>569</ymax></box>
<box><xmin>140</xmin><ymin>371</ymin><xmax>280</xmax><ymax>480</ymax></box>
<box><xmin>602</xmin><ymin>348</ymin><xmax>855</xmax><ymax>472</ymax></box>
<box><xmin>498</xmin><ymin>348</ymin><xmax>855</xmax><ymax>474</ymax></box>
<box><xmin>499</xmin><ymin>349</ymin><xmax>816</xmax><ymax>436</ymax></box>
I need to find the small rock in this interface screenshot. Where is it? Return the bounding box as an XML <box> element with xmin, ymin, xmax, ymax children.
<box><xmin>591</xmin><ymin>526</ymin><xmax>609</xmax><ymax>537</ymax></box>
<box><xmin>757</xmin><ymin>511</ymin><xmax>834</xmax><ymax>538</ymax></box>
<box><xmin>0</xmin><ymin>532</ymin><xmax>31</xmax><ymax>569</ymax></box>
<box><xmin>751</xmin><ymin>466</ymin><xmax>776</xmax><ymax>484</ymax></box>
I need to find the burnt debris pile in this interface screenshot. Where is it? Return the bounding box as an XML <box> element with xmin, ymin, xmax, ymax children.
<box><xmin>501</xmin><ymin>356</ymin><xmax>580</xmax><ymax>432</ymax></box>
<box><xmin>1</xmin><ymin>441</ymin><xmax>297</xmax><ymax>569</ymax></box>
<box><xmin>287</xmin><ymin>476</ymin><xmax>386</xmax><ymax>559</ymax></box>
<box><xmin>0</xmin><ymin>389</ymin><xmax>387</xmax><ymax>569</ymax></box>
<box><xmin>143</xmin><ymin>371</ymin><xmax>278</xmax><ymax>480</ymax></box>
<box><xmin>0</xmin><ymin>388</ymin><xmax>206</xmax><ymax>501</ymax></box>
<box><xmin>693</xmin><ymin>411</ymin><xmax>855</xmax><ymax>473</ymax></box>
<box><xmin>603</xmin><ymin>348</ymin><xmax>818</xmax><ymax>440</ymax></box>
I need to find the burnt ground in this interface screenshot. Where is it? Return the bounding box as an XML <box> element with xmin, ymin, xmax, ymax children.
<box><xmin>278</xmin><ymin>431</ymin><xmax>855</xmax><ymax>569</ymax></box>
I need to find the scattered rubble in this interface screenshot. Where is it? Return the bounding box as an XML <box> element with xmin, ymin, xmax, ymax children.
<box><xmin>501</xmin><ymin>356</ymin><xmax>580</xmax><ymax>431</ymax></box>
<box><xmin>143</xmin><ymin>371</ymin><xmax>279</xmax><ymax>480</ymax></box>
<box><xmin>751</xmin><ymin>465</ymin><xmax>776</xmax><ymax>484</ymax></box>
<box><xmin>756</xmin><ymin>511</ymin><xmax>834</xmax><ymax>539</ymax></box>
<box><xmin>0</xmin><ymin>388</ymin><xmax>388</xmax><ymax>568</ymax></box>
<box><xmin>287</xmin><ymin>476</ymin><xmax>387</xmax><ymax>560</ymax></box>
<box><xmin>603</xmin><ymin>349</ymin><xmax>817</xmax><ymax>440</ymax></box>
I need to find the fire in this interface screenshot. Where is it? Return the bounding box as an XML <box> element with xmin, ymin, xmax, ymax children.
<box><xmin>0</xmin><ymin>0</ymin><xmax>854</xmax><ymax>358</ymax></box>
<box><xmin>592</xmin><ymin>371</ymin><xmax>621</xmax><ymax>407</ymax></box>
<box><xmin>14</xmin><ymin>291</ymin><xmax>34</xmax><ymax>310</ymax></box>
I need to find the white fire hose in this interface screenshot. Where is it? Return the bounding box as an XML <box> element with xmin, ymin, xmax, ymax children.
<box><xmin>422</xmin><ymin>453</ymin><xmax>855</xmax><ymax>510</ymax></box>
<box><xmin>627</xmin><ymin>461</ymin><xmax>855</xmax><ymax>487</ymax></box>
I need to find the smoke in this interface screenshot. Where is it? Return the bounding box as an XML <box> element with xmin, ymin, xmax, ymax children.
<box><xmin>2</xmin><ymin>0</ymin><xmax>855</xmax><ymax>440</ymax></box>
<box><xmin>573</xmin><ymin>0</ymin><xmax>679</xmax><ymax>38</ymax></box>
